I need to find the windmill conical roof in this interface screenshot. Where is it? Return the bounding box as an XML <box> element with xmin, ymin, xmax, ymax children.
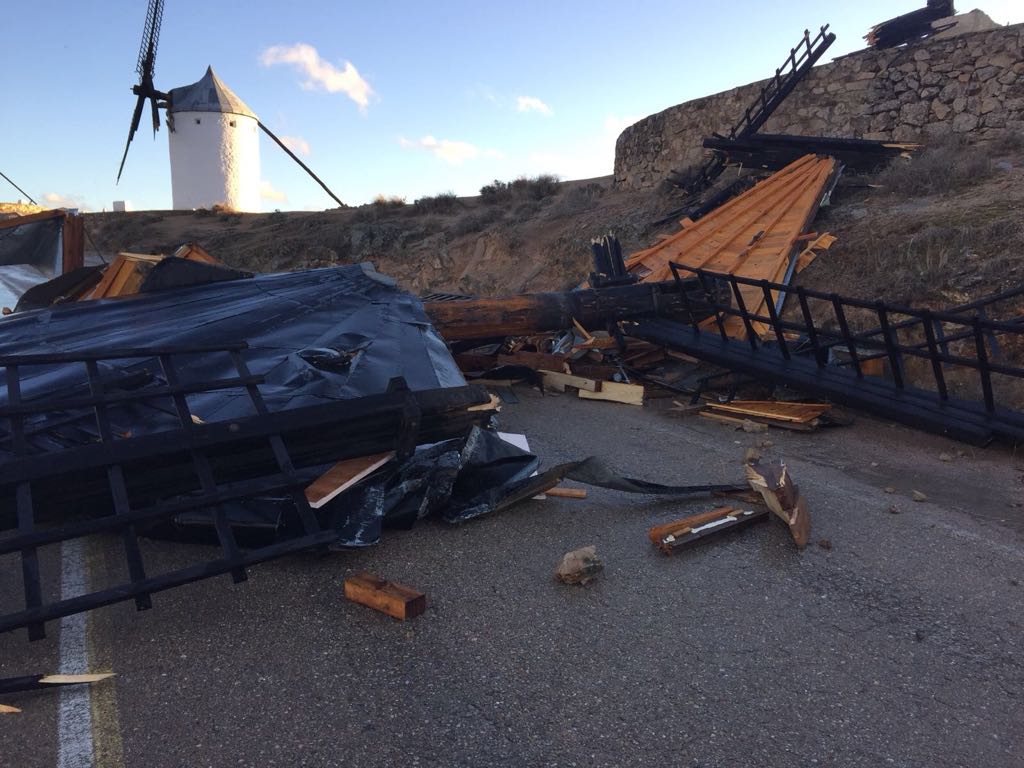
<box><xmin>168</xmin><ymin>66</ymin><xmax>257</xmax><ymax>119</ymax></box>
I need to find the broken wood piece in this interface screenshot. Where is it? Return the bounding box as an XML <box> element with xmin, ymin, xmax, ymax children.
<box><xmin>0</xmin><ymin>704</ymin><xmax>20</xmax><ymax>714</ymax></box>
<box><xmin>545</xmin><ymin>486</ymin><xmax>587</xmax><ymax>499</ymax></box>
<box><xmin>38</xmin><ymin>673</ymin><xmax>115</xmax><ymax>686</ymax></box>
<box><xmin>745</xmin><ymin>459</ymin><xmax>810</xmax><ymax>549</ymax></box>
<box><xmin>0</xmin><ymin>672</ymin><xmax>116</xmax><ymax>695</ymax></box>
<box><xmin>344</xmin><ymin>572</ymin><xmax>426</xmax><ymax>620</ymax></box>
<box><xmin>305</xmin><ymin>451</ymin><xmax>395</xmax><ymax>509</ymax></box>
<box><xmin>572</xmin><ymin>317</ymin><xmax>595</xmax><ymax>341</ymax></box>
<box><xmin>648</xmin><ymin>506</ymin><xmax>769</xmax><ymax>554</ymax></box>
<box><xmin>540</xmin><ymin>370</ymin><xmax>599</xmax><ymax>393</ymax></box>
<box><xmin>579</xmin><ymin>381</ymin><xmax>644</xmax><ymax>406</ymax></box>
<box><xmin>555</xmin><ymin>546</ymin><xmax>603</xmax><ymax>585</ymax></box>
<box><xmin>467</xmin><ymin>393</ymin><xmax>502</xmax><ymax>412</ymax></box>
<box><xmin>699</xmin><ymin>410</ymin><xmax>817</xmax><ymax>432</ymax></box>
<box><xmin>707</xmin><ymin>400</ymin><xmax>830</xmax><ymax>423</ymax></box>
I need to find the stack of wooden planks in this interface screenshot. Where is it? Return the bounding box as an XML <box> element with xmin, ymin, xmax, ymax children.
<box><xmin>625</xmin><ymin>154</ymin><xmax>840</xmax><ymax>339</ymax></box>
<box><xmin>698</xmin><ymin>400</ymin><xmax>831</xmax><ymax>431</ymax></box>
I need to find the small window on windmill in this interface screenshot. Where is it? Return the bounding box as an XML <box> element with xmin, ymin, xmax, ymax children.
<box><xmin>229</xmin><ymin>120</ymin><xmax>237</xmax><ymax>127</ymax></box>
<box><xmin>195</xmin><ymin>118</ymin><xmax>201</xmax><ymax>125</ymax></box>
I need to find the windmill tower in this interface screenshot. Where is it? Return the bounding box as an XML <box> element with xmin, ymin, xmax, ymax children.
<box><xmin>116</xmin><ymin>0</ymin><xmax>344</xmax><ymax>211</ymax></box>
<box><xmin>166</xmin><ymin>67</ymin><xmax>260</xmax><ymax>211</ymax></box>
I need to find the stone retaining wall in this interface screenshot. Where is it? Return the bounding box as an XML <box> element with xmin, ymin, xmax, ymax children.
<box><xmin>614</xmin><ymin>24</ymin><xmax>1024</xmax><ymax>189</ymax></box>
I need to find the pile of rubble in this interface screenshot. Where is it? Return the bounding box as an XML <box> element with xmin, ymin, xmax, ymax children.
<box><xmin>1</xmin><ymin>2</ymin><xmax>1022</xmax><ymax>711</ymax></box>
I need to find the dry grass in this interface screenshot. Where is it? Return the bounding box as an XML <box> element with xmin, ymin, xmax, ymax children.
<box><xmin>874</xmin><ymin>138</ymin><xmax>994</xmax><ymax>197</ymax></box>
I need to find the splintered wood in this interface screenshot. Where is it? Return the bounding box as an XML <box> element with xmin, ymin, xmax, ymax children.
<box><xmin>745</xmin><ymin>460</ymin><xmax>811</xmax><ymax>549</ymax></box>
<box><xmin>344</xmin><ymin>572</ymin><xmax>426</xmax><ymax>620</ymax></box>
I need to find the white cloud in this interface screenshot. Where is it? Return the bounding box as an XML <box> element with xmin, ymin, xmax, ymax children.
<box><xmin>516</xmin><ymin>96</ymin><xmax>552</xmax><ymax>116</ymax></box>
<box><xmin>280</xmin><ymin>135</ymin><xmax>311</xmax><ymax>156</ymax></box>
<box><xmin>260</xmin><ymin>43</ymin><xmax>374</xmax><ymax>111</ymax></box>
<box><xmin>259</xmin><ymin>180</ymin><xmax>287</xmax><ymax>203</ymax></box>
<box><xmin>42</xmin><ymin>192</ymin><xmax>91</xmax><ymax>212</ymax></box>
<box><xmin>399</xmin><ymin>135</ymin><xmax>501</xmax><ymax>165</ymax></box>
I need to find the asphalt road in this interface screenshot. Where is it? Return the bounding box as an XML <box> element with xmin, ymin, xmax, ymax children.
<box><xmin>2</xmin><ymin>388</ymin><xmax>1023</xmax><ymax>767</ymax></box>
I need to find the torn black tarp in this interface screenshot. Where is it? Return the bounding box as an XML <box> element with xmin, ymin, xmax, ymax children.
<box><xmin>0</xmin><ymin>263</ymin><xmax>465</xmax><ymax>449</ymax></box>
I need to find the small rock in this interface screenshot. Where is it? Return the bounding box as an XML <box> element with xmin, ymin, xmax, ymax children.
<box><xmin>744</xmin><ymin>447</ymin><xmax>761</xmax><ymax>463</ymax></box>
<box><xmin>884</xmin><ymin>486</ymin><xmax>896</xmax><ymax>494</ymax></box>
<box><xmin>912</xmin><ymin>490</ymin><xmax>928</xmax><ymax>502</ymax></box>
<box><xmin>888</xmin><ymin>504</ymin><xmax>900</xmax><ymax>514</ymax></box>
<box><xmin>817</xmin><ymin>538</ymin><xmax>833</xmax><ymax>551</ymax></box>
<box><xmin>741</xmin><ymin>419</ymin><xmax>768</xmax><ymax>433</ymax></box>
<box><xmin>555</xmin><ymin>546</ymin><xmax>603</xmax><ymax>585</ymax></box>
<box><xmin>939</xmin><ymin>452</ymin><xmax>953</xmax><ymax>462</ymax></box>
<box><xmin>870</xmin><ymin>462</ymin><xmax>879</xmax><ymax>468</ymax></box>
<box><xmin>914</xmin><ymin>630</ymin><xmax>924</xmax><ymax>642</ymax></box>
<box><xmin>758</xmin><ymin>439</ymin><xmax>774</xmax><ymax>449</ymax></box>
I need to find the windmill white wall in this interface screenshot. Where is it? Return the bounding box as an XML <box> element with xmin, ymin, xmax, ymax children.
<box><xmin>168</xmin><ymin>112</ymin><xmax>259</xmax><ymax>211</ymax></box>
<box><xmin>166</xmin><ymin>67</ymin><xmax>261</xmax><ymax>212</ymax></box>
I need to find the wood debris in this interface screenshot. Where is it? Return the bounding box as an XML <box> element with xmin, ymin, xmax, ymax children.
<box><xmin>344</xmin><ymin>572</ymin><xmax>426</xmax><ymax>620</ymax></box>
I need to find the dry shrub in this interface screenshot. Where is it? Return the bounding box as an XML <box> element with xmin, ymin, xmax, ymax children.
<box><xmin>480</xmin><ymin>174</ymin><xmax>561</xmax><ymax>204</ymax></box>
<box><xmin>874</xmin><ymin>138</ymin><xmax>994</xmax><ymax>196</ymax></box>
<box><xmin>450</xmin><ymin>207</ymin><xmax>504</xmax><ymax>236</ymax></box>
<box><xmin>413</xmin><ymin>191</ymin><xmax>460</xmax><ymax>215</ymax></box>
<box><xmin>373</xmin><ymin>194</ymin><xmax>407</xmax><ymax>208</ymax></box>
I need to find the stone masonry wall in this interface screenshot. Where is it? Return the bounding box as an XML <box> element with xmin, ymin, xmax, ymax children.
<box><xmin>614</xmin><ymin>24</ymin><xmax>1024</xmax><ymax>189</ymax></box>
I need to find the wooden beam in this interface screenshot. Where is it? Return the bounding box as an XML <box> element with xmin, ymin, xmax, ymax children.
<box><xmin>0</xmin><ymin>209</ymin><xmax>66</xmax><ymax>230</ymax></box>
<box><xmin>423</xmin><ymin>280</ymin><xmax>711</xmax><ymax>342</ymax></box>
<box><xmin>540</xmin><ymin>370</ymin><xmax>598</xmax><ymax>392</ymax></box>
<box><xmin>344</xmin><ymin>572</ymin><xmax>426</xmax><ymax>620</ymax></box>
<box><xmin>579</xmin><ymin>381</ymin><xmax>644</xmax><ymax>406</ymax></box>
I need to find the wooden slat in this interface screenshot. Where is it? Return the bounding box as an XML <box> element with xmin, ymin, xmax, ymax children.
<box><xmin>304</xmin><ymin>451</ymin><xmax>395</xmax><ymax>509</ymax></box>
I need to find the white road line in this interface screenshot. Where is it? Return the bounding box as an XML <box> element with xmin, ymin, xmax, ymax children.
<box><xmin>57</xmin><ymin>538</ymin><xmax>94</xmax><ymax>768</ymax></box>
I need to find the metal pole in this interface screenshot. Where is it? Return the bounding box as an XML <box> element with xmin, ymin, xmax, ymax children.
<box><xmin>258</xmin><ymin>121</ymin><xmax>345</xmax><ymax>208</ymax></box>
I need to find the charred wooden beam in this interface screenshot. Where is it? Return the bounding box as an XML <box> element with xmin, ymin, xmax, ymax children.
<box><xmin>424</xmin><ymin>278</ymin><xmax>725</xmax><ymax>342</ymax></box>
<box><xmin>703</xmin><ymin>134</ymin><xmax>919</xmax><ymax>173</ymax></box>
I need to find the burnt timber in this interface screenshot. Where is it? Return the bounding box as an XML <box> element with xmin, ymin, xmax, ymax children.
<box><xmin>423</xmin><ymin>277</ymin><xmax>725</xmax><ymax>341</ymax></box>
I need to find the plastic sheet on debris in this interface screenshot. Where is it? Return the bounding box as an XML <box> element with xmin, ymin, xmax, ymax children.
<box><xmin>0</xmin><ymin>263</ymin><xmax>466</xmax><ymax>454</ymax></box>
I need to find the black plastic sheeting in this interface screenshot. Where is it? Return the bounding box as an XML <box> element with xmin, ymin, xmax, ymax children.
<box><xmin>171</xmin><ymin>425</ymin><xmax>746</xmax><ymax>548</ymax></box>
<box><xmin>0</xmin><ymin>263</ymin><xmax>466</xmax><ymax>454</ymax></box>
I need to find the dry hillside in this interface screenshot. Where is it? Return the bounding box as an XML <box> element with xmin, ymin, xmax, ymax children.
<box><xmin>84</xmin><ymin>139</ymin><xmax>1024</xmax><ymax>304</ymax></box>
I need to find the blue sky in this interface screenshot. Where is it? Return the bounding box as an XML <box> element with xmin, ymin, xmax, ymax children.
<box><xmin>2</xmin><ymin>1</ymin><xmax>1021</xmax><ymax>211</ymax></box>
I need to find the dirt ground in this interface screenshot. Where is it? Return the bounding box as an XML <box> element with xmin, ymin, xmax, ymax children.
<box><xmin>1</xmin><ymin>392</ymin><xmax>1023</xmax><ymax>767</ymax></box>
<box><xmin>79</xmin><ymin>141</ymin><xmax>1024</xmax><ymax>307</ymax></box>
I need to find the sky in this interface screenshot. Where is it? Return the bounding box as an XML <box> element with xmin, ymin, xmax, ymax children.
<box><xmin>2</xmin><ymin>1</ymin><xmax>1022</xmax><ymax>212</ymax></box>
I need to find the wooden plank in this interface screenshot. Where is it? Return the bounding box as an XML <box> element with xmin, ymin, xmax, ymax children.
<box><xmin>0</xmin><ymin>704</ymin><xmax>21</xmax><ymax>714</ymax></box>
<box><xmin>61</xmin><ymin>214</ymin><xmax>85</xmax><ymax>272</ymax></box>
<box><xmin>344</xmin><ymin>572</ymin><xmax>426</xmax><ymax>620</ymax></box>
<box><xmin>304</xmin><ymin>451</ymin><xmax>395</xmax><ymax>509</ymax></box>
<box><xmin>540</xmin><ymin>370</ymin><xmax>599</xmax><ymax>392</ymax></box>
<box><xmin>698</xmin><ymin>411</ymin><xmax>816</xmax><ymax>432</ymax></box>
<box><xmin>0</xmin><ymin>209</ymin><xmax>65</xmax><ymax>230</ymax></box>
<box><xmin>579</xmin><ymin>381</ymin><xmax>644</xmax><ymax>406</ymax></box>
<box><xmin>708</xmin><ymin>400</ymin><xmax>830</xmax><ymax>423</ymax></box>
<box><xmin>545</xmin><ymin>486</ymin><xmax>587</xmax><ymax>499</ymax></box>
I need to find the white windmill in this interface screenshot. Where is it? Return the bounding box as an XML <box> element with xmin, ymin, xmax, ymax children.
<box><xmin>115</xmin><ymin>0</ymin><xmax>343</xmax><ymax>211</ymax></box>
